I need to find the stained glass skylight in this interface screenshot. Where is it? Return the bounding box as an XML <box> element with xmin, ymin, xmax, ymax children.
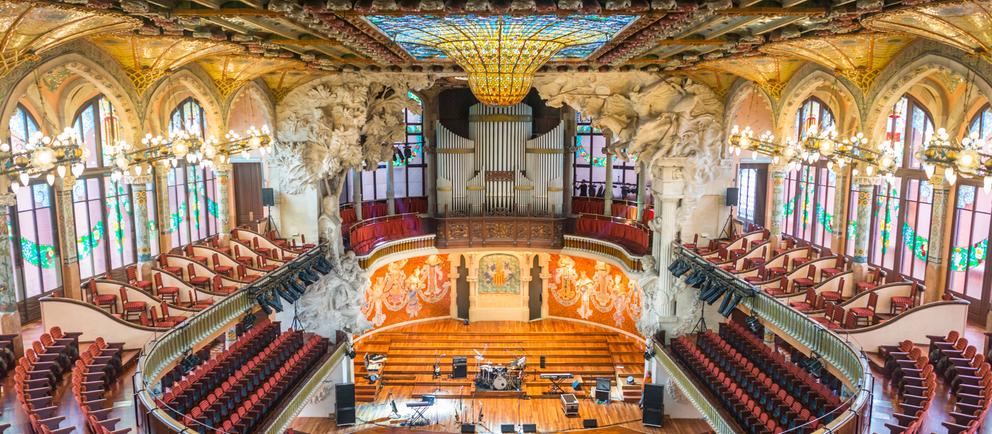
<box><xmin>365</xmin><ymin>15</ymin><xmax>639</xmax><ymax>61</ymax></box>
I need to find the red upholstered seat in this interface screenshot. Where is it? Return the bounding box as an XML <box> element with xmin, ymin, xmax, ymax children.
<box><xmin>819</xmin><ymin>291</ymin><xmax>842</xmax><ymax>304</ymax></box>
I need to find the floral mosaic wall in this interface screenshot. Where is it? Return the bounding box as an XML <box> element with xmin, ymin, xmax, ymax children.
<box><xmin>362</xmin><ymin>254</ymin><xmax>451</xmax><ymax>328</ymax></box>
<box><xmin>547</xmin><ymin>254</ymin><xmax>643</xmax><ymax>334</ymax></box>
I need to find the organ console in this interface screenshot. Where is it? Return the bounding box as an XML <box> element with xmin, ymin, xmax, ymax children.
<box><xmin>436</xmin><ymin>103</ymin><xmax>565</xmax><ymax>216</ymax></box>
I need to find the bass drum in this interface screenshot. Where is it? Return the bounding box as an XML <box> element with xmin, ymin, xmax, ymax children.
<box><xmin>491</xmin><ymin>374</ymin><xmax>509</xmax><ymax>391</ymax></box>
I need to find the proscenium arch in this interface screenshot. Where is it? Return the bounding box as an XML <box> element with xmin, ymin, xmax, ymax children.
<box><xmin>867</xmin><ymin>53</ymin><xmax>992</xmax><ymax>141</ymax></box>
<box><xmin>143</xmin><ymin>67</ymin><xmax>225</xmax><ymax>139</ymax></box>
<box><xmin>0</xmin><ymin>52</ymin><xmax>141</xmax><ymax>145</ymax></box>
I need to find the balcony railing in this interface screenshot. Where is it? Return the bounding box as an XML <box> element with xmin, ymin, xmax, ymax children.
<box><xmin>260</xmin><ymin>335</ymin><xmax>348</xmax><ymax>433</ymax></box>
<box><xmin>670</xmin><ymin>242</ymin><xmax>872</xmax><ymax>434</ymax></box>
<box><xmin>563</xmin><ymin>235</ymin><xmax>645</xmax><ymax>272</ymax></box>
<box><xmin>653</xmin><ymin>341</ymin><xmax>740</xmax><ymax>434</ymax></box>
<box><xmin>134</xmin><ymin>244</ymin><xmax>330</xmax><ymax>434</ymax></box>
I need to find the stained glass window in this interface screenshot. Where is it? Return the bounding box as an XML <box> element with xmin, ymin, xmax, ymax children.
<box><xmin>784</xmin><ymin>97</ymin><xmax>837</xmax><ymax>250</ymax></box>
<box><xmin>886</xmin><ymin>95</ymin><xmax>934</xmax><ymax>169</ymax></box>
<box><xmin>793</xmin><ymin>96</ymin><xmax>835</xmax><ymax>140</ymax></box>
<box><xmin>167</xmin><ymin>98</ymin><xmax>218</xmax><ymax>245</ymax></box>
<box><xmin>870</xmin><ymin>180</ymin><xmax>902</xmax><ymax>271</ymax></box>
<box><xmin>737</xmin><ymin>167</ymin><xmax>758</xmax><ymax>223</ymax></box>
<box><xmin>574</xmin><ymin>113</ymin><xmax>641</xmax><ymax>202</ymax></box>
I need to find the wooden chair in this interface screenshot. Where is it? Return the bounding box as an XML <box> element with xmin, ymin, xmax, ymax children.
<box><xmin>211</xmin><ymin>276</ymin><xmax>237</xmax><ymax>294</ymax></box>
<box><xmin>890</xmin><ymin>282</ymin><xmax>920</xmax><ymax>315</ymax></box>
<box><xmin>158</xmin><ymin>256</ymin><xmax>182</xmax><ymax>276</ymax></box>
<box><xmin>212</xmin><ymin>253</ymin><xmax>233</xmax><ymax>276</ymax></box>
<box><xmin>187</xmin><ymin>289</ymin><xmax>213</xmax><ymax>310</ymax></box>
<box><xmin>789</xmin><ymin>287</ymin><xmax>817</xmax><ymax>313</ymax></box>
<box><xmin>818</xmin><ymin>277</ymin><xmax>844</xmax><ymax>307</ymax></box>
<box><xmin>850</xmin><ymin>292</ymin><xmax>878</xmax><ymax>327</ymax></box>
<box><xmin>857</xmin><ymin>267</ymin><xmax>884</xmax><ymax>293</ymax></box>
<box><xmin>125</xmin><ymin>265</ymin><xmax>152</xmax><ymax>291</ymax></box>
<box><xmin>153</xmin><ymin>273</ymin><xmax>179</xmax><ymax>304</ymax></box>
<box><xmin>86</xmin><ymin>281</ymin><xmax>117</xmax><ymax>314</ymax></box>
<box><xmin>821</xmin><ymin>256</ymin><xmax>848</xmax><ymax>279</ymax></box>
<box><xmin>118</xmin><ymin>286</ymin><xmax>147</xmax><ymax>322</ymax></box>
<box><xmin>186</xmin><ymin>263</ymin><xmax>210</xmax><ymax>290</ymax></box>
<box><xmin>792</xmin><ymin>265</ymin><xmax>818</xmax><ymax>293</ymax></box>
<box><xmin>234</xmin><ymin>245</ymin><xmax>254</xmax><ymax>267</ymax></box>
<box><xmin>159</xmin><ymin>303</ymin><xmax>187</xmax><ymax>324</ymax></box>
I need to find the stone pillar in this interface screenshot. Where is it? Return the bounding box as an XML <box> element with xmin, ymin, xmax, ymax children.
<box><xmin>924</xmin><ymin>173</ymin><xmax>951</xmax><ymax>302</ymax></box>
<box><xmin>155</xmin><ymin>163</ymin><xmax>173</xmax><ymax>253</ymax></box>
<box><xmin>636</xmin><ymin>160</ymin><xmax>648</xmax><ymax>221</ymax></box>
<box><xmin>0</xmin><ymin>192</ymin><xmax>22</xmax><ymax>342</ymax></box>
<box><xmin>215</xmin><ymin>164</ymin><xmax>233</xmax><ymax>241</ymax></box>
<box><xmin>851</xmin><ymin>175</ymin><xmax>881</xmax><ymax>281</ymax></box>
<box><xmin>129</xmin><ymin>175</ymin><xmax>154</xmax><ymax>277</ymax></box>
<box><xmin>562</xmin><ymin>106</ymin><xmax>577</xmax><ymax>216</ymax></box>
<box><xmin>830</xmin><ymin>170</ymin><xmax>849</xmax><ymax>255</ymax></box>
<box><xmin>768</xmin><ymin>164</ymin><xmax>787</xmax><ymax>250</ymax></box>
<box><xmin>53</xmin><ymin>176</ymin><xmax>81</xmax><ymax>300</ymax></box>
<box><xmin>421</xmin><ymin>90</ymin><xmax>439</xmax><ymax>216</ymax></box>
<box><xmin>352</xmin><ymin>169</ymin><xmax>363</xmax><ymax>221</ymax></box>
<box><xmin>651</xmin><ymin>161</ymin><xmax>685</xmax><ymax>319</ymax></box>
<box><xmin>604</xmin><ymin>154</ymin><xmax>614</xmax><ymax>217</ymax></box>
<box><xmin>386</xmin><ymin>160</ymin><xmax>396</xmax><ymax>215</ymax></box>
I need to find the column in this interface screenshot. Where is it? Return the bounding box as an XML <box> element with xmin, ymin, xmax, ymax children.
<box><xmin>604</xmin><ymin>154</ymin><xmax>614</xmax><ymax>217</ymax></box>
<box><xmin>830</xmin><ymin>170</ymin><xmax>849</xmax><ymax>255</ymax></box>
<box><xmin>562</xmin><ymin>106</ymin><xmax>577</xmax><ymax>216</ymax></box>
<box><xmin>851</xmin><ymin>175</ymin><xmax>880</xmax><ymax>282</ymax></box>
<box><xmin>651</xmin><ymin>161</ymin><xmax>685</xmax><ymax>318</ymax></box>
<box><xmin>0</xmin><ymin>192</ymin><xmax>22</xmax><ymax>344</ymax></box>
<box><xmin>768</xmin><ymin>164</ymin><xmax>787</xmax><ymax>251</ymax></box>
<box><xmin>923</xmin><ymin>173</ymin><xmax>951</xmax><ymax>303</ymax></box>
<box><xmin>386</xmin><ymin>160</ymin><xmax>396</xmax><ymax>215</ymax></box>
<box><xmin>53</xmin><ymin>176</ymin><xmax>81</xmax><ymax>300</ymax></box>
<box><xmin>636</xmin><ymin>160</ymin><xmax>647</xmax><ymax>221</ymax></box>
<box><xmin>422</xmin><ymin>91</ymin><xmax>439</xmax><ymax>216</ymax></box>
<box><xmin>130</xmin><ymin>175</ymin><xmax>154</xmax><ymax>277</ymax></box>
<box><xmin>352</xmin><ymin>169</ymin><xmax>363</xmax><ymax>221</ymax></box>
<box><xmin>215</xmin><ymin>164</ymin><xmax>233</xmax><ymax>240</ymax></box>
<box><xmin>155</xmin><ymin>163</ymin><xmax>173</xmax><ymax>253</ymax></box>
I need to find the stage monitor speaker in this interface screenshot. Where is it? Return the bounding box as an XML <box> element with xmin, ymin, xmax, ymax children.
<box><xmin>262</xmin><ymin>188</ymin><xmax>275</xmax><ymax>207</ymax></box>
<box><xmin>461</xmin><ymin>423</ymin><xmax>476</xmax><ymax>433</ymax></box>
<box><xmin>583</xmin><ymin>419</ymin><xmax>598</xmax><ymax>429</ymax></box>
<box><xmin>643</xmin><ymin>384</ymin><xmax>665</xmax><ymax>428</ymax></box>
<box><xmin>540</xmin><ymin>356</ymin><xmax>546</xmax><ymax>368</ymax></box>
<box><xmin>725</xmin><ymin>188</ymin><xmax>739</xmax><ymax>206</ymax></box>
<box><xmin>522</xmin><ymin>424</ymin><xmax>537</xmax><ymax>433</ymax></box>
<box><xmin>595</xmin><ymin>377</ymin><xmax>611</xmax><ymax>392</ymax></box>
<box><xmin>335</xmin><ymin>383</ymin><xmax>356</xmax><ymax>426</ymax></box>
<box><xmin>501</xmin><ymin>424</ymin><xmax>516</xmax><ymax>433</ymax></box>
<box><xmin>452</xmin><ymin>356</ymin><xmax>468</xmax><ymax>379</ymax></box>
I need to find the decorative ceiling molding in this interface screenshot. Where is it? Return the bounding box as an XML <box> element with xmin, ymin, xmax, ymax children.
<box><xmin>695</xmin><ymin>56</ymin><xmax>804</xmax><ymax>100</ymax></box>
<box><xmin>863</xmin><ymin>0</ymin><xmax>992</xmax><ymax>60</ymax></box>
<box><xmin>196</xmin><ymin>55</ymin><xmax>306</xmax><ymax>98</ymax></box>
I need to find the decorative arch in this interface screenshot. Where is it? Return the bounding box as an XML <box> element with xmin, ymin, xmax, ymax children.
<box><xmin>226</xmin><ymin>81</ymin><xmax>276</xmax><ymax>133</ymax></box>
<box><xmin>867</xmin><ymin>53</ymin><xmax>992</xmax><ymax>141</ymax></box>
<box><xmin>0</xmin><ymin>52</ymin><xmax>141</xmax><ymax>144</ymax></box>
<box><xmin>724</xmin><ymin>80</ymin><xmax>776</xmax><ymax>141</ymax></box>
<box><xmin>776</xmin><ymin>68</ymin><xmax>862</xmax><ymax>139</ymax></box>
<box><xmin>144</xmin><ymin>67</ymin><xmax>224</xmax><ymax>139</ymax></box>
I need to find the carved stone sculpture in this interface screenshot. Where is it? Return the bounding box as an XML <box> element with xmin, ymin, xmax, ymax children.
<box><xmin>298</xmin><ymin>252</ymin><xmax>373</xmax><ymax>338</ymax></box>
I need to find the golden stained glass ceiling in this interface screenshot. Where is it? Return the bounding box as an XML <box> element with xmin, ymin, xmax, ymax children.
<box><xmin>759</xmin><ymin>33</ymin><xmax>914</xmax><ymax>93</ymax></box>
<box><xmin>196</xmin><ymin>55</ymin><xmax>306</xmax><ymax>98</ymax></box>
<box><xmin>89</xmin><ymin>34</ymin><xmax>244</xmax><ymax>95</ymax></box>
<box><xmin>863</xmin><ymin>0</ymin><xmax>992</xmax><ymax>59</ymax></box>
<box><xmin>695</xmin><ymin>56</ymin><xmax>805</xmax><ymax>99</ymax></box>
<box><xmin>261</xmin><ymin>69</ymin><xmax>323</xmax><ymax>103</ymax></box>
<box><xmin>0</xmin><ymin>1</ymin><xmax>139</xmax><ymax>76</ymax></box>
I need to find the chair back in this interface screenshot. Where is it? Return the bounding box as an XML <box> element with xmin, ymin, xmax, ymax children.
<box><xmin>805</xmin><ymin>287</ymin><xmax>816</xmax><ymax>304</ymax></box>
<box><xmin>212</xmin><ymin>275</ymin><xmax>222</xmax><ymax>290</ymax></box>
<box><xmin>212</xmin><ymin>253</ymin><xmax>220</xmax><ymax>268</ymax></box>
<box><xmin>160</xmin><ymin>302</ymin><xmax>171</xmax><ymax>317</ymax></box>
<box><xmin>154</xmin><ymin>273</ymin><xmax>163</xmax><ymax>288</ymax></box>
<box><xmin>866</xmin><ymin>292</ymin><xmax>878</xmax><ymax>310</ymax></box>
<box><xmin>126</xmin><ymin>265</ymin><xmax>138</xmax><ymax>282</ymax></box>
<box><xmin>118</xmin><ymin>286</ymin><xmax>128</xmax><ymax>303</ymax></box>
<box><xmin>187</xmin><ymin>263</ymin><xmax>196</xmax><ymax>278</ymax></box>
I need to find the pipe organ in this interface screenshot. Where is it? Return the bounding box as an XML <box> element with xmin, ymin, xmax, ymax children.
<box><xmin>436</xmin><ymin>103</ymin><xmax>565</xmax><ymax>216</ymax></box>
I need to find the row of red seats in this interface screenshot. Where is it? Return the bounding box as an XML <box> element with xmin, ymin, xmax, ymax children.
<box><xmin>570</xmin><ymin>196</ymin><xmax>654</xmax><ymax>224</ymax></box>
<box><xmin>349</xmin><ymin>214</ymin><xmax>425</xmax><ymax>255</ymax></box>
<box><xmin>84</xmin><ymin>280</ymin><xmax>193</xmax><ymax>327</ymax></box>
<box><xmin>928</xmin><ymin>331</ymin><xmax>992</xmax><ymax>433</ymax></box>
<box><xmin>72</xmin><ymin>337</ymin><xmax>130</xmax><ymax>434</ymax></box>
<box><xmin>573</xmin><ymin>214</ymin><xmax>650</xmax><ymax>255</ymax></box>
<box><xmin>671</xmin><ymin>335</ymin><xmax>785</xmax><ymax>434</ymax></box>
<box><xmin>14</xmin><ymin>327</ymin><xmax>82</xmax><ymax>434</ymax></box>
<box><xmin>0</xmin><ymin>333</ymin><xmax>16</xmax><ymax>379</ymax></box>
<box><xmin>720</xmin><ymin>321</ymin><xmax>841</xmax><ymax>415</ymax></box>
<box><xmin>878</xmin><ymin>340</ymin><xmax>935</xmax><ymax>433</ymax></box>
<box><xmin>696</xmin><ymin>331</ymin><xmax>820</xmax><ymax>431</ymax></box>
<box><xmin>340</xmin><ymin>197</ymin><xmax>428</xmax><ymax>227</ymax></box>
<box><xmin>160</xmin><ymin>319</ymin><xmax>280</xmax><ymax>415</ymax></box>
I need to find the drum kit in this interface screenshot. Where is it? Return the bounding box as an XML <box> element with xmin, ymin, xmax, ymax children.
<box><xmin>475</xmin><ymin>356</ymin><xmax>526</xmax><ymax>391</ymax></box>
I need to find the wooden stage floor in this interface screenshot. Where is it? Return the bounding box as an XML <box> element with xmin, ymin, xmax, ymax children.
<box><xmin>290</xmin><ymin>319</ymin><xmax>713</xmax><ymax>434</ymax></box>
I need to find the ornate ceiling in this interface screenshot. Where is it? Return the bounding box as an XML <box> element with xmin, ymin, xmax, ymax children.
<box><xmin>3</xmin><ymin>0</ymin><xmax>990</xmax><ymax>98</ymax></box>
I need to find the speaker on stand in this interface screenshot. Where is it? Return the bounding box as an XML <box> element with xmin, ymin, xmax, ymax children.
<box><xmin>642</xmin><ymin>384</ymin><xmax>665</xmax><ymax>427</ymax></box>
<box><xmin>261</xmin><ymin>187</ymin><xmax>276</xmax><ymax>233</ymax></box>
<box><xmin>335</xmin><ymin>383</ymin><xmax>356</xmax><ymax>426</ymax></box>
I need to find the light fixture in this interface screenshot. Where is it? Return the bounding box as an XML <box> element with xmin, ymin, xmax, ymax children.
<box><xmin>0</xmin><ymin>128</ymin><xmax>87</xmax><ymax>192</ymax></box>
<box><xmin>920</xmin><ymin>128</ymin><xmax>992</xmax><ymax>190</ymax></box>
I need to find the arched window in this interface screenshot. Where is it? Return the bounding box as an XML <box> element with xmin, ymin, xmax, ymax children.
<box><xmin>949</xmin><ymin>104</ymin><xmax>992</xmax><ymax>317</ymax></box>
<box><xmin>573</xmin><ymin>113</ymin><xmax>642</xmax><ymax>204</ymax></box>
<box><xmin>167</xmin><ymin>98</ymin><xmax>218</xmax><ymax>246</ymax></box>
<box><xmin>887</xmin><ymin>95</ymin><xmax>934</xmax><ymax>169</ymax></box>
<box><xmin>6</xmin><ymin>105</ymin><xmax>60</xmax><ymax>312</ymax></box>
<box><xmin>71</xmin><ymin>95</ymin><xmax>156</xmax><ymax>279</ymax></box>
<box><xmin>793</xmin><ymin>96</ymin><xmax>835</xmax><ymax>140</ymax></box>
<box><xmin>784</xmin><ymin>97</ymin><xmax>837</xmax><ymax>249</ymax></box>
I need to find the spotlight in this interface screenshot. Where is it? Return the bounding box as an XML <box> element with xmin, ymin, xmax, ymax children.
<box><xmin>719</xmin><ymin>293</ymin><xmax>743</xmax><ymax>317</ymax></box>
<box><xmin>717</xmin><ymin>290</ymin><xmax>734</xmax><ymax>313</ymax></box>
<box><xmin>704</xmin><ymin>286</ymin><xmax>726</xmax><ymax>304</ymax></box>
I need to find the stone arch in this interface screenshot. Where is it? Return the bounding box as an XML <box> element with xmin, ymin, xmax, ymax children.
<box><xmin>144</xmin><ymin>66</ymin><xmax>225</xmax><ymax>139</ymax></box>
<box><xmin>0</xmin><ymin>52</ymin><xmax>142</xmax><ymax>144</ymax></box>
<box><xmin>867</xmin><ymin>53</ymin><xmax>992</xmax><ymax>141</ymax></box>
<box><xmin>724</xmin><ymin>80</ymin><xmax>776</xmax><ymax>141</ymax></box>
<box><xmin>776</xmin><ymin>67</ymin><xmax>862</xmax><ymax>140</ymax></box>
<box><xmin>226</xmin><ymin>81</ymin><xmax>276</xmax><ymax>133</ymax></box>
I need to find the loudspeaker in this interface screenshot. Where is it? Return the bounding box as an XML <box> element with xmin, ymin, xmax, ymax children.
<box><xmin>725</xmin><ymin>187</ymin><xmax>739</xmax><ymax>206</ymax></box>
<box><xmin>460</xmin><ymin>423</ymin><xmax>476</xmax><ymax>433</ymax></box>
<box><xmin>452</xmin><ymin>356</ymin><xmax>468</xmax><ymax>379</ymax></box>
<box><xmin>582</xmin><ymin>419</ymin><xmax>598</xmax><ymax>429</ymax></box>
<box><xmin>522</xmin><ymin>424</ymin><xmax>537</xmax><ymax>433</ymax></box>
<box><xmin>540</xmin><ymin>356</ymin><xmax>546</xmax><ymax>369</ymax></box>
<box><xmin>335</xmin><ymin>383</ymin><xmax>356</xmax><ymax>426</ymax></box>
<box><xmin>642</xmin><ymin>384</ymin><xmax>665</xmax><ymax>427</ymax></box>
<box><xmin>262</xmin><ymin>188</ymin><xmax>275</xmax><ymax>207</ymax></box>
<box><xmin>501</xmin><ymin>424</ymin><xmax>516</xmax><ymax>433</ymax></box>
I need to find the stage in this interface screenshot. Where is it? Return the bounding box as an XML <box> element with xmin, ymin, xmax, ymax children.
<box><xmin>289</xmin><ymin>319</ymin><xmax>711</xmax><ymax>433</ymax></box>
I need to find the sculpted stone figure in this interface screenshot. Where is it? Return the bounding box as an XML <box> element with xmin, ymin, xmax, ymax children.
<box><xmin>298</xmin><ymin>252</ymin><xmax>372</xmax><ymax>338</ymax></box>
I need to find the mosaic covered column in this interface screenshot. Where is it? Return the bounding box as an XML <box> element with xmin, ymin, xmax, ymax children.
<box><xmin>604</xmin><ymin>153</ymin><xmax>614</xmax><ymax>216</ymax></box>
<box><xmin>129</xmin><ymin>175</ymin><xmax>154</xmax><ymax>276</ymax></box>
<box><xmin>386</xmin><ymin>160</ymin><xmax>396</xmax><ymax>215</ymax></box>
<box><xmin>924</xmin><ymin>174</ymin><xmax>951</xmax><ymax>303</ymax></box>
<box><xmin>651</xmin><ymin>161</ymin><xmax>685</xmax><ymax>319</ymax></box>
<box><xmin>155</xmin><ymin>163</ymin><xmax>173</xmax><ymax>253</ymax></box>
<box><xmin>768</xmin><ymin>164</ymin><xmax>787</xmax><ymax>249</ymax></box>
<box><xmin>831</xmin><ymin>171</ymin><xmax>849</xmax><ymax>255</ymax></box>
<box><xmin>0</xmin><ymin>192</ymin><xmax>22</xmax><ymax>338</ymax></box>
<box><xmin>54</xmin><ymin>176</ymin><xmax>81</xmax><ymax>300</ymax></box>
<box><xmin>215</xmin><ymin>164</ymin><xmax>232</xmax><ymax>239</ymax></box>
<box><xmin>852</xmin><ymin>175</ymin><xmax>881</xmax><ymax>282</ymax></box>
